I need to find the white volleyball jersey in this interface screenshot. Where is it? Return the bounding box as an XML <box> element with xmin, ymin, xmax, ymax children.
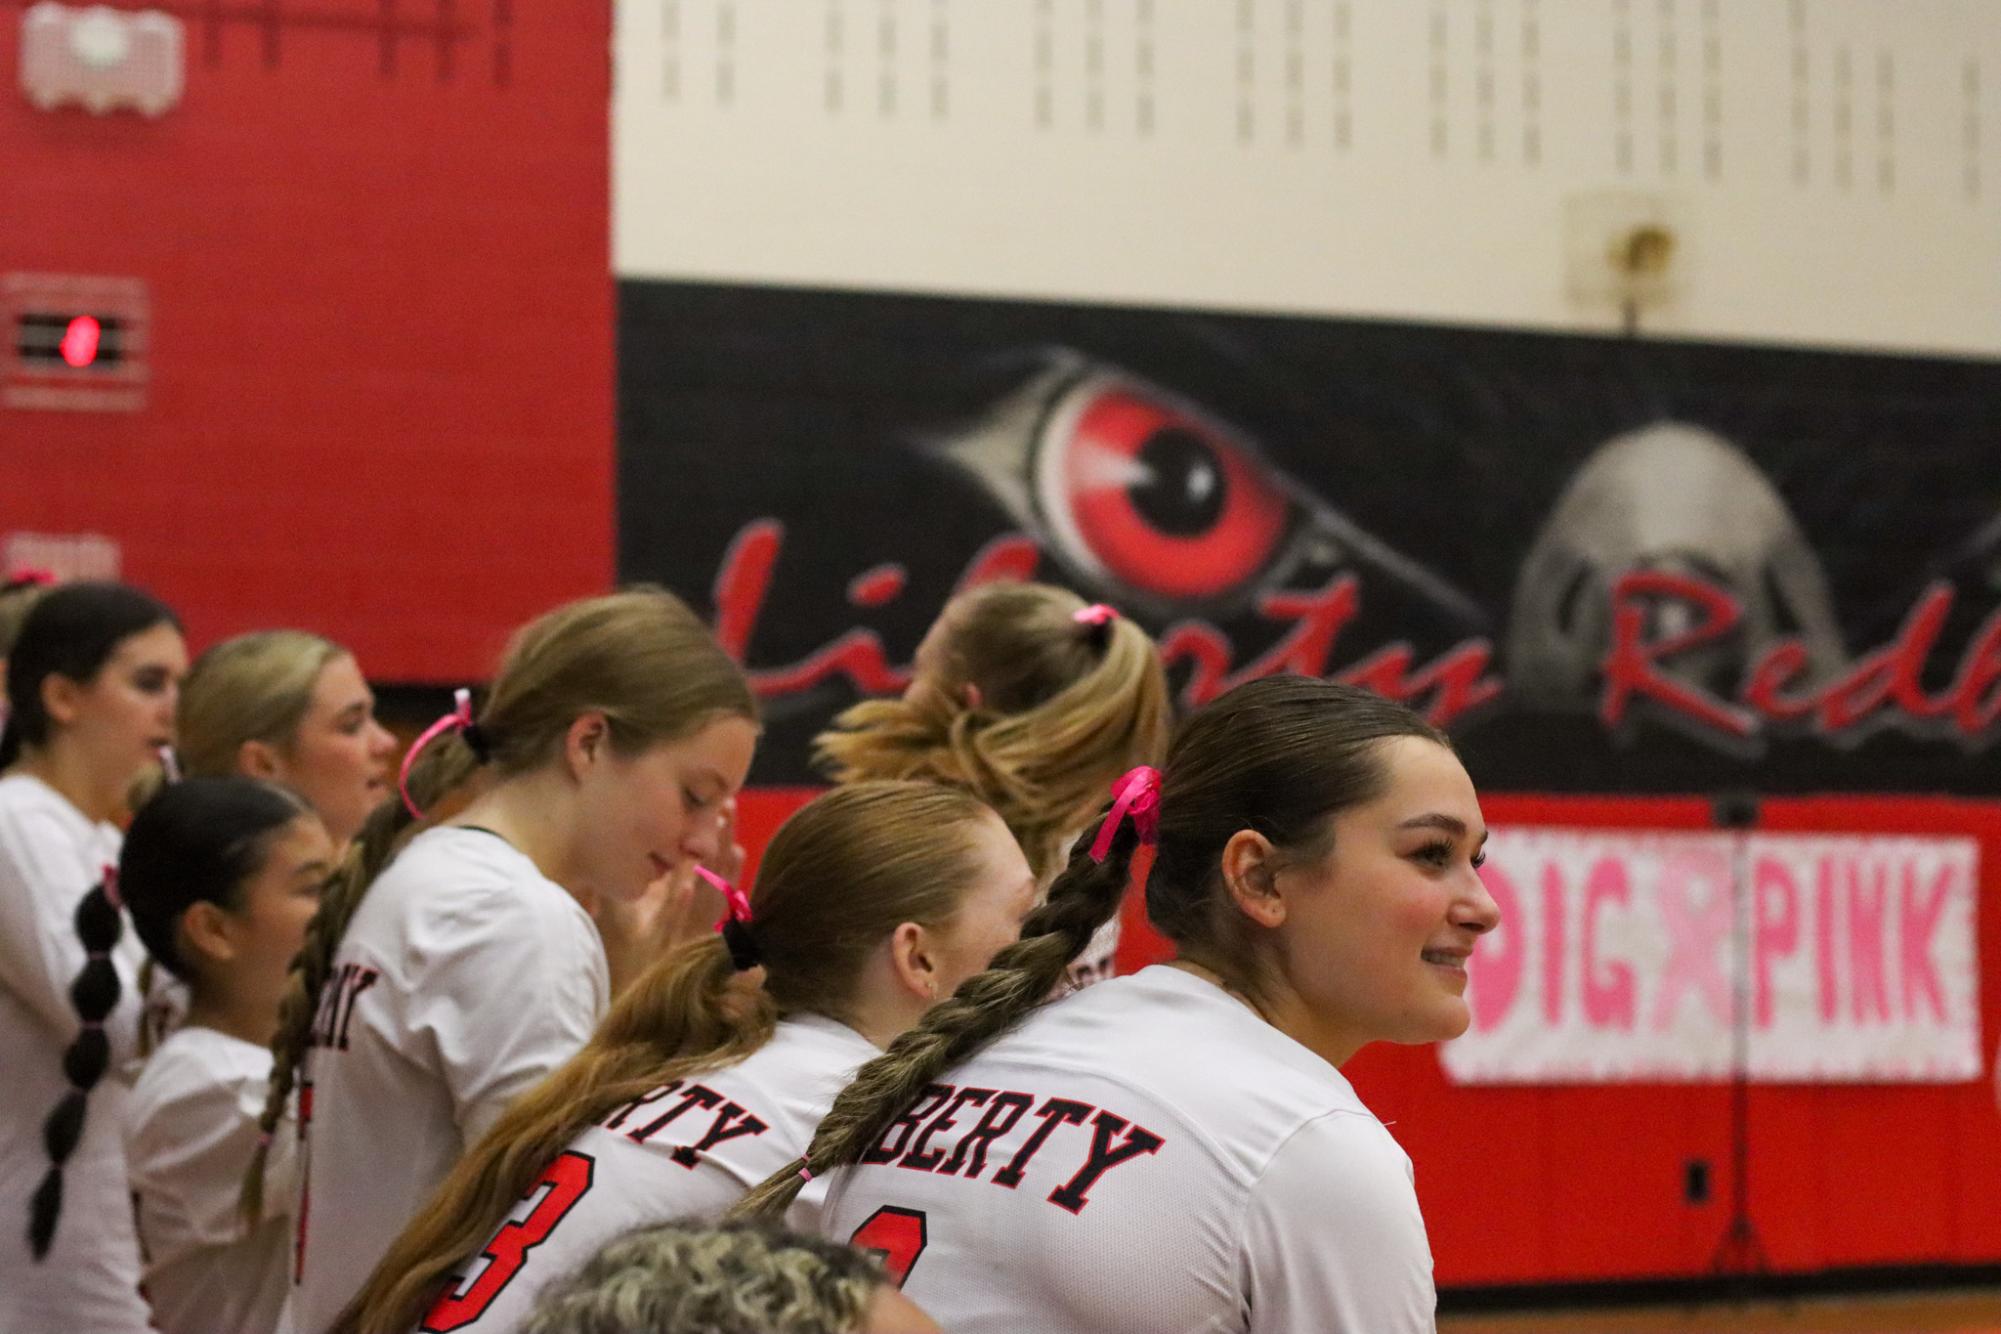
<box><xmin>291</xmin><ymin>827</ymin><xmax>609</xmax><ymax>1334</ymax></box>
<box><xmin>0</xmin><ymin>772</ymin><xmax>153</xmax><ymax>1332</ymax></box>
<box><xmin>803</xmin><ymin>966</ymin><xmax>1436</xmax><ymax>1334</ymax></box>
<box><xmin>417</xmin><ymin>1013</ymin><xmax>877</xmax><ymax>1334</ymax></box>
<box><xmin>128</xmin><ymin>1025</ymin><xmax>299</xmax><ymax>1334</ymax></box>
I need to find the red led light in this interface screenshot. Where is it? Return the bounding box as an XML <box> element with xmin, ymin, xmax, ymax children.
<box><xmin>59</xmin><ymin>316</ymin><xmax>101</xmax><ymax>368</ymax></box>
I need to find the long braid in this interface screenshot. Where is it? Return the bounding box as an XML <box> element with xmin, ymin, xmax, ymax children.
<box><xmin>730</xmin><ymin>805</ymin><xmax>1142</xmax><ymax>1221</ymax></box>
<box><xmin>240</xmin><ymin>737</ymin><xmax>480</xmax><ymax>1222</ymax></box>
<box><xmin>29</xmin><ymin>866</ymin><xmax>123</xmax><ymax>1259</ymax></box>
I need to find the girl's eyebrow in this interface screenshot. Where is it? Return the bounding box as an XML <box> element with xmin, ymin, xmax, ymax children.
<box><xmin>1397</xmin><ymin>813</ymin><xmax>1490</xmax><ymax>846</ymax></box>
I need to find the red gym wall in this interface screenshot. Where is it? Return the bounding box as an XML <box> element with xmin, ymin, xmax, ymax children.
<box><xmin>0</xmin><ymin>3</ymin><xmax>613</xmax><ymax>680</ymax></box>
<box><xmin>11</xmin><ymin>2</ymin><xmax>2000</xmax><ymax>1297</ymax></box>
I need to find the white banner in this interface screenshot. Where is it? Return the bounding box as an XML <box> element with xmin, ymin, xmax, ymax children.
<box><xmin>1441</xmin><ymin>829</ymin><xmax>1981</xmax><ymax>1084</ymax></box>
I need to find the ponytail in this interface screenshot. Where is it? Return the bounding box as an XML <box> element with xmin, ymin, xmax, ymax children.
<box><xmin>332</xmin><ymin>935</ymin><xmax>776</xmax><ymax>1334</ymax></box>
<box><xmin>240</xmin><ymin>732</ymin><xmax>481</xmax><ymax>1222</ymax></box>
<box><xmin>28</xmin><ymin>865</ymin><xmax>124</xmax><ymax>1259</ymax></box>
<box><xmin>731</xmin><ymin>801</ymin><xmax>1143</xmax><ymax>1221</ymax></box>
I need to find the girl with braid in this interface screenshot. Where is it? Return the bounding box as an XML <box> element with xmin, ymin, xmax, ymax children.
<box><xmin>0</xmin><ymin>582</ymin><xmax>186</xmax><ymax>1332</ymax></box>
<box><xmin>251</xmin><ymin>587</ymin><xmax>758</xmax><ymax>1334</ymax></box>
<box><xmin>334</xmin><ymin>781</ymin><xmax>1034</xmax><ymax>1334</ymax></box>
<box><xmin>122</xmin><ymin>778</ymin><xmax>335</xmax><ymax>1334</ymax></box>
<box><xmin>740</xmin><ymin>676</ymin><xmax>1502</xmax><ymax>1334</ymax></box>
<box><xmin>815</xmin><ymin>582</ymin><xmax>1168</xmax><ymax>986</ymax></box>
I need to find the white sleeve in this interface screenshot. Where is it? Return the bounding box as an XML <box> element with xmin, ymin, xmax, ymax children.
<box><xmin>406</xmin><ymin>890</ymin><xmax>608</xmax><ymax>1143</ymax></box>
<box><xmin>0</xmin><ymin>803</ymin><xmax>113</xmax><ymax>1041</ymax></box>
<box><xmin>128</xmin><ymin>1061</ymin><xmax>297</xmax><ymax>1252</ymax></box>
<box><xmin>1240</xmin><ymin>1112</ymin><xmax>1437</xmax><ymax>1334</ymax></box>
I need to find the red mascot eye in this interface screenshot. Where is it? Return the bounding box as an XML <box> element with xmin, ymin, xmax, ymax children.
<box><xmin>1032</xmin><ymin>380</ymin><xmax>1292</xmax><ymax>602</ymax></box>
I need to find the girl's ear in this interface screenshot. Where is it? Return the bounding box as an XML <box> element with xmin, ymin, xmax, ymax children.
<box><xmin>178</xmin><ymin>899</ymin><xmax>240</xmax><ymax>968</ymax></box>
<box><xmin>1219</xmin><ymin>830</ymin><xmax>1287</xmax><ymax>930</ymax></box>
<box><xmin>888</xmin><ymin>921</ymin><xmax>941</xmax><ymax>1001</ymax></box>
<box><xmin>237</xmin><ymin>738</ymin><xmax>283</xmax><ymax>780</ymax></box>
<box><xmin>960</xmin><ymin>683</ymin><xmax>984</xmax><ymax>711</ymax></box>
<box><xmin>562</xmin><ymin>711</ymin><xmax>612</xmax><ymax>779</ymax></box>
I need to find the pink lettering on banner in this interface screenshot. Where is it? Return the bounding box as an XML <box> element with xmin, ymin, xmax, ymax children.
<box><xmin>1900</xmin><ymin>862</ymin><xmax>1953</xmax><ymax>1024</ymax></box>
<box><xmin>1541</xmin><ymin>865</ymin><xmax>1566</xmax><ymax>1025</ymax></box>
<box><xmin>1441</xmin><ymin>829</ymin><xmax>1978</xmax><ymax>1087</ymax></box>
<box><xmin>1847</xmin><ymin>858</ymin><xmax>1890</xmax><ymax>1025</ymax></box>
<box><xmin>1651</xmin><ymin>851</ymin><xmax>1733</xmax><ymax>1031</ymax></box>
<box><xmin>1581</xmin><ymin>858</ymin><xmax>1635</xmax><ymax>1030</ymax></box>
<box><xmin>1468</xmin><ymin>862</ymin><xmax>1523</xmax><ymax>1031</ymax></box>
<box><xmin>1752</xmin><ymin>858</ymin><xmax>1800</xmax><ymax>1029</ymax></box>
<box><xmin>1815</xmin><ymin>859</ymin><xmax>1840</xmax><ymax>1023</ymax></box>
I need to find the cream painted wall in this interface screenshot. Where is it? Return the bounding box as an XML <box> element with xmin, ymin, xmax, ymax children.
<box><xmin>614</xmin><ymin>0</ymin><xmax>2001</xmax><ymax>356</ymax></box>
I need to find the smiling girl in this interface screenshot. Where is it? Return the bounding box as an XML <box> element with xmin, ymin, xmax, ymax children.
<box><xmin>0</xmin><ymin>582</ymin><xmax>186</xmax><ymax>1332</ymax></box>
<box><xmin>248</xmin><ymin>587</ymin><xmax>758</xmax><ymax>1334</ymax></box>
<box><xmin>121</xmin><ymin>778</ymin><xmax>335</xmax><ymax>1334</ymax></box>
<box><xmin>739</xmin><ymin>676</ymin><xmax>1500</xmax><ymax>1333</ymax></box>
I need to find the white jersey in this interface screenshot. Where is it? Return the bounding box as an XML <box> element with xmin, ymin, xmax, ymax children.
<box><xmin>418</xmin><ymin>1013</ymin><xmax>876</xmax><ymax>1334</ymax></box>
<box><xmin>804</xmin><ymin>966</ymin><xmax>1436</xmax><ymax>1334</ymax></box>
<box><xmin>291</xmin><ymin>827</ymin><xmax>609</xmax><ymax>1334</ymax></box>
<box><xmin>0</xmin><ymin>772</ymin><xmax>153</xmax><ymax>1332</ymax></box>
<box><xmin>128</xmin><ymin>1025</ymin><xmax>298</xmax><ymax>1334</ymax></box>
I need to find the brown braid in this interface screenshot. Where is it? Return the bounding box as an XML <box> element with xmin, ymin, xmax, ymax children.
<box><xmin>239</xmin><ymin>735</ymin><xmax>480</xmax><ymax>1222</ymax></box>
<box><xmin>730</xmin><ymin>803</ymin><xmax>1142</xmax><ymax>1221</ymax></box>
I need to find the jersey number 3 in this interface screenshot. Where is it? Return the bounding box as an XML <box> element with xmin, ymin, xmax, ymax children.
<box><xmin>422</xmin><ymin>1150</ymin><xmax>596</xmax><ymax>1333</ymax></box>
<box><xmin>849</xmin><ymin>1205</ymin><xmax>929</xmax><ymax>1287</ymax></box>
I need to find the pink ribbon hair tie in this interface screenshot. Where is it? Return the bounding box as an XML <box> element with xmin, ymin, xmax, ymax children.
<box><xmin>1072</xmin><ymin>603</ymin><xmax>1117</xmax><ymax>628</ymax></box>
<box><xmin>1088</xmin><ymin>765</ymin><xmax>1162</xmax><ymax>862</ymax></box>
<box><xmin>693</xmin><ymin>865</ymin><xmax>753</xmax><ymax>932</ymax></box>
<box><xmin>5</xmin><ymin>568</ymin><xmax>56</xmax><ymax>588</ymax></box>
<box><xmin>398</xmin><ymin>687</ymin><xmax>475</xmax><ymax>819</ymax></box>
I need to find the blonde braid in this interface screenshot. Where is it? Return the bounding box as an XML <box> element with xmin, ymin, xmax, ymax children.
<box><xmin>730</xmin><ymin>806</ymin><xmax>1141</xmax><ymax>1220</ymax></box>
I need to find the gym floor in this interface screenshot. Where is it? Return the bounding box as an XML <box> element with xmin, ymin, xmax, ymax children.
<box><xmin>1439</xmin><ymin>1287</ymin><xmax>2001</xmax><ymax>1332</ymax></box>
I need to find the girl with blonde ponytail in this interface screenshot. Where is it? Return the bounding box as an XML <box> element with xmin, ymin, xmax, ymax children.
<box><xmin>253</xmin><ymin>587</ymin><xmax>759</xmax><ymax>1334</ymax></box>
<box><xmin>741</xmin><ymin>676</ymin><xmax>1504</xmax><ymax>1334</ymax></box>
<box><xmin>332</xmin><ymin>781</ymin><xmax>1033</xmax><ymax>1334</ymax></box>
<box><xmin>815</xmin><ymin>582</ymin><xmax>1167</xmax><ymax>985</ymax></box>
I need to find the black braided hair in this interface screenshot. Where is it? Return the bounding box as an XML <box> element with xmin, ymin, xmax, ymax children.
<box><xmin>29</xmin><ymin>863</ymin><xmax>123</xmax><ymax>1259</ymax></box>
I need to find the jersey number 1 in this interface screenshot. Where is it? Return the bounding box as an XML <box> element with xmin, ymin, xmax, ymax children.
<box><xmin>422</xmin><ymin>1150</ymin><xmax>596</xmax><ymax>1333</ymax></box>
<box><xmin>849</xmin><ymin>1205</ymin><xmax>929</xmax><ymax>1286</ymax></box>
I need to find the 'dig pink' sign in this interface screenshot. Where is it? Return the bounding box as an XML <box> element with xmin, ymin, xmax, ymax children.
<box><xmin>1443</xmin><ymin>829</ymin><xmax>1979</xmax><ymax>1084</ymax></box>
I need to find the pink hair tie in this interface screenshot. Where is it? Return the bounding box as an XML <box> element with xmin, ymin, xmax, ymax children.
<box><xmin>1088</xmin><ymin>765</ymin><xmax>1162</xmax><ymax>862</ymax></box>
<box><xmin>797</xmin><ymin>1165</ymin><xmax>814</xmax><ymax>1183</ymax></box>
<box><xmin>1072</xmin><ymin>603</ymin><xmax>1117</xmax><ymax>628</ymax></box>
<box><xmin>257</xmin><ymin>1130</ymin><xmax>274</xmax><ymax>1149</ymax></box>
<box><xmin>696</xmin><ymin>866</ymin><xmax>762</xmax><ymax>971</ymax></box>
<box><xmin>5</xmin><ymin>567</ymin><xmax>56</xmax><ymax>588</ymax></box>
<box><xmin>100</xmin><ymin>865</ymin><xmax>123</xmax><ymax>911</ymax></box>
<box><xmin>398</xmin><ymin>688</ymin><xmax>475</xmax><ymax>819</ymax></box>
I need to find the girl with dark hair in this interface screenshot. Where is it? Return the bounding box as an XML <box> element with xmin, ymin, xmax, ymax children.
<box><xmin>739</xmin><ymin>676</ymin><xmax>1502</xmax><ymax>1333</ymax></box>
<box><xmin>0</xmin><ymin>581</ymin><xmax>185</xmax><ymax>1332</ymax></box>
<box><xmin>335</xmin><ymin>781</ymin><xmax>1034</xmax><ymax>1334</ymax></box>
<box><xmin>121</xmin><ymin>777</ymin><xmax>335</xmax><ymax>1334</ymax></box>
<box><xmin>257</xmin><ymin>587</ymin><xmax>760</xmax><ymax>1334</ymax></box>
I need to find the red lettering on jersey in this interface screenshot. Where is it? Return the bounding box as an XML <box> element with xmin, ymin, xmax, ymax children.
<box><xmin>1046</xmin><ymin>1109</ymin><xmax>1165</xmax><ymax>1214</ymax></box>
<box><xmin>991</xmin><ymin>1098</ymin><xmax>1090</xmax><ymax>1189</ymax></box>
<box><xmin>862</xmin><ymin>1084</ymin><xmax>953</xmax><ymax>1165</ymax></box>
<box><xmin>308</xmin><ymin>964</ymin><xmax>382</xmax><ymax>1051</ymax></box>
<box><xmin>668</xmin><ymin>1100</ymin><xmax>770</xmax><ymax>1169</ymax></box>
<box><xmin>899</xmin><ymin>1087</ymin><xmax>994</xmax><ymax>1173</ymax></box>
<box><xmin>938</xmin><ymin>1090</ymin><xmax>1033</xmax><ymax>1180</ymax></box>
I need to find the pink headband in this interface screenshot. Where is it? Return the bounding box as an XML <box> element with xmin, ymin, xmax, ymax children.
<box><xmin>1088</xmin><ymin>765</ymin><xmax>1162</xmax><ymax>862</ymax></box>
<box><xmin>1072</xmin><ymin>603</ymin><xmax>1117</xmax><ymax>628</ymax></box>
<box><xmin>399</xmin><ymin>688</ymin><xmax>475</xmax><ymax>819</ymax></box>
